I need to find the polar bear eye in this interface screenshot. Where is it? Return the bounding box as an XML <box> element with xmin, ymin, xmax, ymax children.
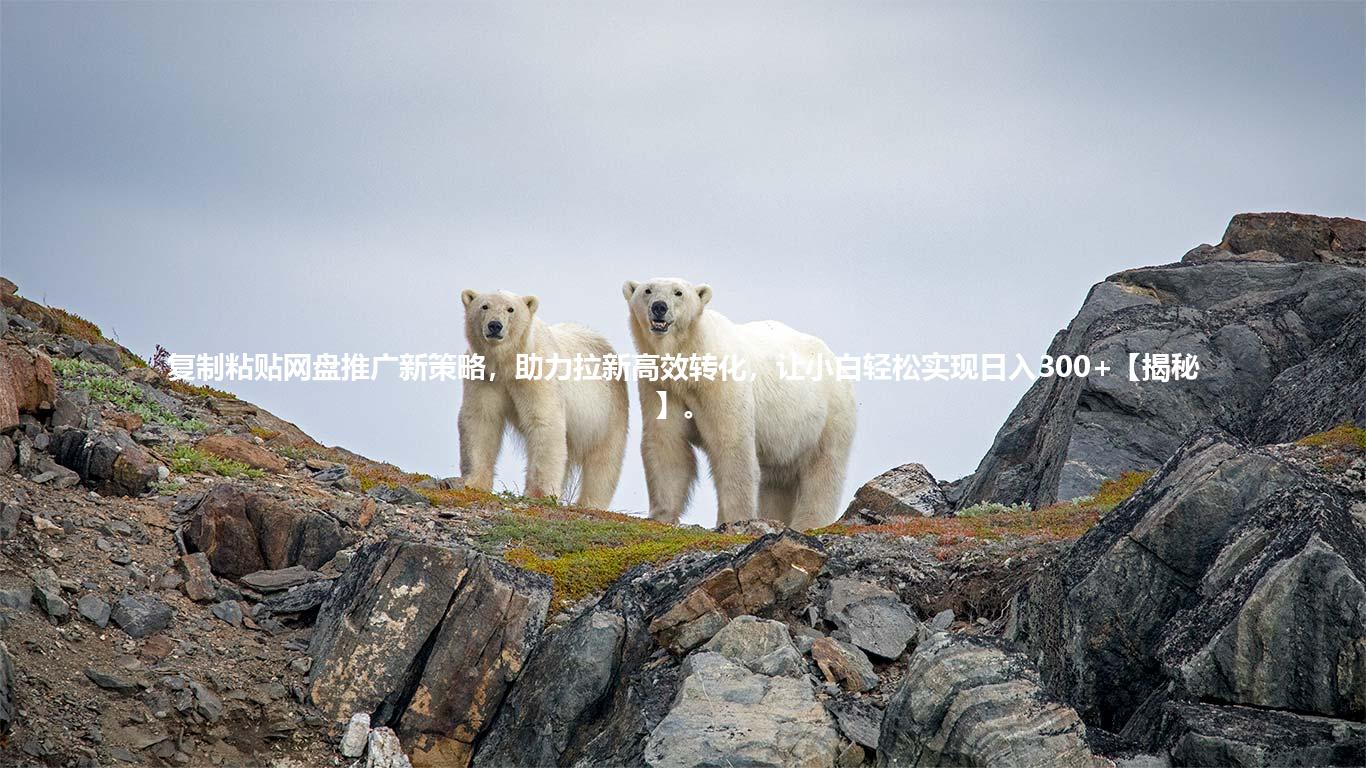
<box><xmin>674</xmin><ymin>290</ymin><xmax>682</xmax><ymax>297</ymax></box>
<box><xmin>506</xmin><ymin>307</ymin><xmax>514</xmax><ymax>313</ymax></box>
<box><xmin>643</xmin><ymin>289</ymin><xmax>651</xmax><ymax>295</ymax></box>
<box><xmin>481</xmin><ymin>304</ymin><xmax>489</xmax><ymax>310</ymax></box>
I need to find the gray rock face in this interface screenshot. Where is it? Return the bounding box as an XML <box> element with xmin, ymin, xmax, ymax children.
<box><xmin>111</xmin><ymin>594</ymin><xmax>173</xmax><ymax>638</ymax></box>
<box><xmin>700</xmin><ymin>615</ymin><xmax>804</xmax><ymax>678</ymax></box>
<box><xmin>955</xmin><ymin>214</ymin><xmax>1366</xmax><ymax>508</ymax></box>
<box><xmin>239</xmin><ymin>566</ymin><xmax>321</xmax><ymax>592</ymax></box>
<box><xmin>1010</xmin><ymin>431</ymin><xmax>1366</xmax><ymax>740</ymax></box>
<box><xmin>644</xmin><ymin>651</ymin><xmax>840</xmax><ymax>768</ymax></box>
<box><xmin>48</xmin><ymin>426</ymin><xmax>159</xmax><ymax>497</ymax></box>
<box><xmin>0</xmin><ymin>642</ymin><xmax>13</xmax><ymax>737</ymax></box>
<box><xmin>825</xmin><ymin>578</ymin><xmax>921</xmax><ymax>659</ymax></box>
<box><xmin>840</xmin><ymin>463</ymin><xmax>949</xmax><ymax>523</ymax></box>
<box><xmin>1154</xmin><ymin>702</ymin><xmax>1365</xmax><ymax>768</ymax></box>
<box><xmin>76</xmin><ymin>594</ymin><xmax>110</xmax><ymax>627</ymax></box>
<box><xmin>308</xmin><ymin>538</ymin><xmax>550</xmax><ymax>768</ymax></box>
<box><xmin>877</xmin><ymin>634</ymin><xmax>1102</xmax><ymax>768</ymax></box>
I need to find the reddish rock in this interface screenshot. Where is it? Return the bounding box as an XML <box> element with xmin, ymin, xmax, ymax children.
<box><xmin>196</xmin><ymin>434</ymin><xmax>287</xmax><ymax>473</ymax></box>
<box><xmin>2</xmin><ymin>345</ymin><xmax>56</xmax><ymax>414</ymax></box>
<box><xmin>182</xmin><ymin>484</ymin><xmax>349</xmax><ymax>578</ymax></box>
<box><xmin>104</xmin><ymin>412</ymin><xmax>144</xmax><ymax>433</ymax></box>
<box><xmin>176</xmin><ymin>553</ymin><xmax>219</xmax><ymax>602</ymax></box>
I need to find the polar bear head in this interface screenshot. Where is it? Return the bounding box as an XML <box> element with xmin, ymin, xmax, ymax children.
<box><xmin>461</xmin><ymin>289</ymin><xmax>539</xmax><ymax>352</ymax></box>
<box><xmin>623</xmin><ymin>278</ymin><xmax>712</xmax><ymax>341</ymax></box>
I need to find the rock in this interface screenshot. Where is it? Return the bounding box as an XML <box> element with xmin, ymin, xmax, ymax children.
<box><xmin>3</xmin><ymin>345</ymin><xmax>56</xmax><ymax>414</ymax></box>
<box><xmin>240</xmin><ymin>566</ymin><xmax>321</xmax><ymax>593</ymax></box>
<box><xmin>825</xmin><ymin>578</ymin><xmax>920</xmax><ymax>659</ymax></box>
<box><xmin>79</xmin><ymin>343</ymin><xmax>124</xmax><ymax>371</ymax></box>
<box><xmin>829</xmin><ymin>699</ymin><xmax>882</xmax><ymax>750</ymax></box>
<box><xmin>0</xmin><ymin>503</ymin><xmax>20</xmax><ymax>540</ymax></box>
<box><xmin>930</xmin><ymin>608</ymin><xmax>954</xmax><ymax>630</ymax></box>
<box><xmin>110</xmin><ymin>594</ymin><xmax>173</xmax><ymax>638</ymax></box>
<box><xmin>1220</xmin><ymin>212</ymin><xmax>1365</xmax><ymax>264</ymax></box>
<box><xmin>195</xmin><ymin>434</ymin><xmax>287</xmax><ymax>473</ymax></box>
<box><xmin>190</xmin><ymin>680</ymin><xmax>224</xmax><ymax>722</ymax></box>
<box><xmin>956</xmin><ymin>215</ymin><xmax>1366</xmax><ymax>507</ymax></box>
<box><xmin>103</xmin><ymin>411</ymin><xmax>143</xmax><ymax>433</ymax></box>
<box><xmin>181</xmin><ymin>484</ymin><xmax>349</xmax><ymax>577</ymax></box>
<box><xmin>48</xmin><ymin>427</ymin><xmax>159</xmax><ymax>496</ymax></box>
<box><xmin>841</xmin><ymin>463</ymin><xmax>950</xmax><ymax>523</ymax></box>
<box><xmin>700</xmin><ymin>615</ymin><xmax>805</xmax><ymax>678</ymax></box>
<box><xmin>176</xmin><ymin>553</ymin><xmax>219</xmax><ymax>602</ymax></box>
<box><xmin>472</xmin><ymin>608</ymin><xmax>626</xmax><ymax>768</ymax></box>
<box><xmin>878</xmin><ymin>634</ymin><xmax>1103</xmax><ymax>768</ymax></box>
<box><xmin>0</xmin><ymin>278</ymin><xmax>14</xmax><ymax>296</ymax></box>
<box><xmin>0</xmin><ymin>642</ymin><xmax>13</xmax><ymax>736</ymax></box>
<box><xmin>261</xmin><ymin>580</ymin><xmax>333</xmax><ymax>614</ymax></box>
<box><xmin>0</xmin><ymin>436</ymin><xmax>13</xmax><ymax>474</ymax></box>
<box><xmin>0</xmin><ymin>579</ymin><xmax>32</xmax><ymax>611</ymax></box>
<box><xmin>1011</xmin><ymin>431</ymin><xmax>1366</xmax><ymax>738</ymax></box>
<box><xmin>84</xmin><ymin>668</ymin><xmax>141</xmax><ymax>693</ymax></box>
<box><xmin>1150</xmin><ymin>701</ymin><xmax>1365</xmax><ymax>768</ymax></box>
<box><xmin>76</xmin><ymin>594</ymin><xmax>111</xmax><ymax>627</ymax></box>
<box><xmin>649</xmin><ymin>531</ymin><xmax>827</xmax><ymax>654</ymax></box>
<box><xmin>210</xmin><ymin>601</ymin><xmax>243</xmax><ymax>627</ymax></box>
<box><xmin>644</xmin><ymin>651</ymin><xmax>840</xmax><ymax>768</ymax></box>
<box><xmin>290</xmin><ymin>656</ymin><xmax>312</xmax><ymax>675</ymax></box>
<box><xmin>308</xmin><ymin>539</ymin><xmax>550</xmax><ymax>768</ymax></box>
<box><xmin>836</xmin><ymin>743</ymin><xmax>865</xmax><ymax>768</ymax></box>
<box><xmin>341</xmin><ymin>712</ymin><xmax>371</xmax><ymax>758</ymax></box>
<box><xmin>32</xmin><ymin>568</ymin><xmax>70</xmax><ymax>621</ymax></box>
<box><xmin>811</xmin><ymin>637</ymin><xmax>877</xmax><ymax>692</ymax></box>
<box><xmin>365</xmin><ymin>727</ymin><xmax>412</xmax><ymax>768</ymax></box>
<box><xmin>414</xmin><ymin>476</ymin><xmax>464</xmax><ymax>491</ymax></box>
<box><xmin>366</xmin><ymin>484</ymin><xmax>430</xmax><ymax>506</ymax></box>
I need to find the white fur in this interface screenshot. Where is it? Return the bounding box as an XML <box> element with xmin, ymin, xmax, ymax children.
<box><xmin>623</xmin><ymin>278</ymin><xmax>856</xmax><ymax>529</ymax></box>
<box><xmin>459</xmin><ymin>289</ymin><xmax>628</xmax><ymax>508</ymax></box>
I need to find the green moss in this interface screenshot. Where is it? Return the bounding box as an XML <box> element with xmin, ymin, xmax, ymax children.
<box><xmin>481</xmin><ymin>512</ymin><xmax>749</xmax><ymax>609</ymax></box>
<box><xmin>167</xmin><ymin>444</ymin><xmax>263</xmax><ymax>479</ymax></box>
<box><xmin>1297</xmin><ymin>423</ymin><xmax>1366</xmax><ymax>451</ymax></box>
<box><xmin>54</xmin><ymin>358</ymin><xmax>206</xmax><ymax>433</ymax></box>
<box><xmin>1091</xmin><ymin>470</ymin><xmax>1155</xmax><ymax>508</ymax></box>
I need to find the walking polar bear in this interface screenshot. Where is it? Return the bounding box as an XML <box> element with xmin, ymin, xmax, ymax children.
<box><xmin>459</xmin><ymin>289</ymin><xmax>628</xmax><ymax>508</ymax></box>
<box><xmin>624</xmin><ymin>278</ymin><xmax>856</xmax><ymax>530</ymax></box>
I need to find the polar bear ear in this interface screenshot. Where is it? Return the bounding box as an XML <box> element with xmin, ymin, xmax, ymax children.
<box><xmin>696</xmin><ymin>284</ymin><xmax>713</xmax><ymax>305</ymax></box>
<box><xmin>622</xmin><ymin>281</ymin><xmax>639</xmax><ymax>301</ymax></box>
<box><xmin>461</xmin><ymin>289</ymin><xmax>479</xmax><ymax>307</ymax></box>
<box><xmin>524</xmin><ymin>295</ymin><xmax>540</xmax><ymax>315</ymax></box>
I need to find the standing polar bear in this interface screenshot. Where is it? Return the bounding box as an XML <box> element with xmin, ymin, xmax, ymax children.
<box><xmin>624</xmin><ymin>278</ymin><xmax>856</xmax><ymax>529</ymax></box>
<box><xmin>459</xmin><ymin>289</ymin><xmax>628</xmax><ymax>509</ymax></box>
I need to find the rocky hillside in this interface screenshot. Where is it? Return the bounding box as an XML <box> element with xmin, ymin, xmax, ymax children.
<box><xmin>0</xmin><ymin>211</ymin><xmax>1363</xmax><ymax>768</ymax></box>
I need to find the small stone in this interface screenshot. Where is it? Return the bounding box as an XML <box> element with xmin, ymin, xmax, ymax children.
<box><xmin>239</xmin><ymin>566</ymin><xmax>321</xmax><ymax>593</ymax></box>
<box><xmin>364</xmin><ymin>726</ymin><xmax>410</xmax><ymax>768</ymax></box>
<box><xmin>31</xmin><ymin>515</ymin><xmax>60</xmax><ymax>532</ymax></box>
<box><xmin>84</xmin><ymin>668</ymin><xmax>141</xmax><ymax>693</ymax></box>
<box><xmin>0</xmin><ymin>580</ymin><xmax>32</xmax><ymax>612</ymax></box>
<box><xmin>340</xmin><ymin>712</ymin><xmax>370</xmax><ymax>758</ymax></box>
<box><xmin>289</xmin><ymin>657</ymin><xmax>312</xmax><ymax>675</ymax></box>
<box><xmin>111</xmin><ymin>594</ymin><xmax>173</xmax><ymax>638</ymax></box>
<box><xmin>177</xmin><ymin>553</ymin><xmax>218</xmax><ymax>603</ymax></box>
<box><xmin>32</xmin><ymin>569</ymin><xmax>70</xmax><ymax>622</ymax></box>
<box><xmin>811</xmin><ymin>637</ymin><xmax>879</xmax><ymax>692</ymax></box>
<box><xmin>210</xmin><ymin>601</ymin><xmax>243</xmax><ymax>628</ymax></box>
<box><xmin>931</xmin><ymin>609</ymin><xmax>955</xmax><ymax>631</ymax></box>
<box><xmin>77</xmin><ymin>594</ymin><xmax>111</xmax><ymax>628</ymax></box>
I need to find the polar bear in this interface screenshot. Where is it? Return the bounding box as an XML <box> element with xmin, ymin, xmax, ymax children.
<box><xmin>623</xmin><ymin>278</ymin><xmax>856</xmax><ymax>529</ymax></box>
<box><xmin>459</xmin><ymin>289</ymin><xmax>628</xmax><ymax>509</ymax></box>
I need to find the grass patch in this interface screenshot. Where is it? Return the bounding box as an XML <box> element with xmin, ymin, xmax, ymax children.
<box><xmin>54</xmin><ymin>358</ymin><xmax>206</xmax><ymax>433</ymax></box>
<box><xmin>166</xmin><ymin>378</ymin><xmax>236</xmax><ymax>400</ymax></box>
<box><xmin>1091</xmin><ymin>470</ymin><xmax>1155</xmax><ymax>507</ymax></box>
<box><xmin>167</xmin><ymin>444</ymin><xmax>263</xmax><ymax>479</ymax></box>
<box><xmin>1297</xmin><ymin>423</ymin><xmax>1366</xmax><ymax>451</ymax></box>
<box><xmin>481</xmin><ymin>510</ymin><xmax>748</xmax><ymax>608</ymax></box>
<box><xmin>49</xmin><ymin>306</ymin><xmax>147</xmax><ymax>369</ymax></box>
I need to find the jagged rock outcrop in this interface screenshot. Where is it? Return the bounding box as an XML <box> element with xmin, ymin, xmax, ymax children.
<box><xmin>1009</xmin><ymin>430</ymin><xmax>1366</xmax><ymax>760</ymax></box>
<box><xmin>1143</xmin><ymin>701</ymin><xmax>1365</xmax><ymax>768</ymax></box>
<box><xmin>49</xmin><ymin>426</ymin><xmax>159</xmax><ymax>496</ymax></box>
<box><xmin>877</xmin><ymin>634</ymin><xmax>1102</xmax><ymax>768</ymax></box>
<box><xmin>181</xmin><ymin>484</ymin><xmax>350</xmax><ymax>577</ymax></box>
<box><xmin>955</xmin><ymin>213</ymin><xmax>1366</xmax><ymax>507</ymax></box>
<box><xmin>474</xmin><ymin>531</ymin><xmax>828</xmax><ymax>768</ymax></box>
<box><xmin>840</xmin><ymin>463</ymin><xmax>949</xmax><ymax>523</ymax></box>
<box><xmin>308</xmin><ymin>538</ymin><xmax>550</xmax><ymax>767</ymax></box>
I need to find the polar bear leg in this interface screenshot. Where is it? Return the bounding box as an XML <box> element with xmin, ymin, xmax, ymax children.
<box><xmin>576</xmin><ymin>427</ymin><xmax>627</xmax><ymax>510</ymax></box>
<box><xmin>787</xmin><ymin>418</ymin><xmax>854</xmax><ymax>530</ymax></box>
<box><xmin>514</xmin><ymin>391</ymin><xmax>569</xmax><ymax>500</ymax></box>
<box><xmin>641</xmin><ymin>387</ymin><xmax>697</xmax><ymax>524</ymax></box>
<box><xmin>694</xmin><ymin>396</ymin><xmax>759</xmax><ymax>524</ymax></box>
<box><xmin>458</xmin><ymin>381</ymin><xmax>507</xmax><ymax>492</ymax></box>
<box><xmin>758</xmin><ymin>479</ymin><xmax>796</xmax><ymax>523</ymax></box>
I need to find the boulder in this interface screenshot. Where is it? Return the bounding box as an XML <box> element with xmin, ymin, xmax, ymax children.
<box><xmin>111</xmin><ymin>594</ymin><xmax>173</xmax><ymax>638</ymax></box>
<box><xmin>825</xmin><ymin>578</ymin><xmax>921</xmax><ymax>659</ymax></box>
<box><xmin>1220</xmin><ymin>212</ymin><xmax>1366</xmax><ymax>264</ymax></box>
<box><xmin>644</xmin><ymin>651</ymin><xmax>840</xmax><ymax>768</ymax></box>
<box><xmin>240</xmin><ymin>566</ymin><xmax>321</xmax><ymax>593</ymax></box>
<box><xmin>811</xmin><ymin>637</ymin><xmax>878</xmax><ymax>692</ymax></box>
<box><xmin>1150</xmin><ymin>701</ymin><xmax>1365</xmax><ymax>768</ymax></box>
<box><xmin>176</xmin><ymin>553</ymin><xmax>219</xmax><ymax>602</ymax></box>
<box><xmin>32</xmin><ymin>568</ymin><xmax>69</xmax><ymax>622</ymax></box>
<box><xmin>649</xmin><ymin>531</ymin><xmax>826</xmax><ymax>654</ymax></box>
<box><xmin>1010</xmin><ymin>431</ymin><xmax>1366</xmax><ymax>738</ymax></box>
<box><xmin>308</xmin><ymin>538</ymin><xmax>550</xmax><ymax>768</ymax></box>
<box><xmin>181</xmin><ymin>484</ymin><xmax>349</xmax><ymax>578</ymax></box>
<box><xmin>2</xmin><ymin>345</ymin><xmax>56</xmax><ymax>414</ymax></box>
<box><xmin>195</xmin><ymin>434</ymin><xmax>287</xmax><ymax>473</ymax></box>
<box><xmin>76</xmin><ymin>594</ymin><xmax>111</xmax><ymax>627</ymax></box>
<box><xmin>49</xmin><ymin>427</ymin><xmax>159</xmax><ymax>496</ymax></box>
<box><xmin>700</xmin><ymin>615</ymin><xmax>804</xmax><ymax>678</ymax></box>
<box><xmin>341</xmin><ymin>712</ymin><xmax>371</xmax><ymax>758</ymax></box>
<box><xmin>841</xmin><ymin>463</ymin><xmax>950</xmax><ymax>523</ymax></box>
<box><xmin>366</xmin><ymin>727</ymin><xmax>413</xmax><ymax>768</ymax></box>
<box><xmin>956</xmin><ymin>214</ymin><xmax>1366</xmax><ymax>507</ymax></box>
<box><xmin>878</xmin><ymin>634</ymin><xmax>1102</xmax><ymax>768</ymax></box>
<box><xmin>260</xmin><ymin>580</ymin><xmax>334</xmax><ymax>615</ymax></box>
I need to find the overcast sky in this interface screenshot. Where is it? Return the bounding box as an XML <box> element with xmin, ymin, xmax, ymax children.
<box><xmin>3</xmin><ymin>2</ymin><xmax>1362</xmax><ymax>525</ymax></box>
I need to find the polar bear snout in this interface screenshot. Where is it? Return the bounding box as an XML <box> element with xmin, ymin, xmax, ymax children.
<box><xmin>485</xmin><ymin>320</ymin><xmax>504</xmax><ymax>339</ymax></box>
